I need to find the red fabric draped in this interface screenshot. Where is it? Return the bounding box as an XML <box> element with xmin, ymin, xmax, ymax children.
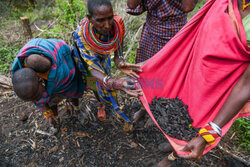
<box><xmin>139</xmin><ymin>0</ymin><xmax>250</xmax><ymax>155</ymax></box>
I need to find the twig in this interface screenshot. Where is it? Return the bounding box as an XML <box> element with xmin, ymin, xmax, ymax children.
<box><xmin>36</xmin><ymin>129</ymin><xmax>52</xmax><ymax>136</ymax></box>
<box><xmin>22</xmin><ymin>139</ymin><xmax>36</xmax><ymax>149</ymax></box>
<box><xmin>209</xmin><ymin>153</ymin><xmax>221</xmax><ymax>160</ymax></box>
<box><xmin>230</xmin><ymin>132</ymin><xmax>236</xmax><ymax>140</ymax></box>
<box><xmin>124</xmin><ymin>25</ymin><xmax>143</xmax><ymax>60</ymax></box>
<box><xmin>0</xmin><ymin>74</ymin><xmax>12</xmax><ymax>88</ymax></box>
<box><xmin>218</xmin><ymin>145</ymin><xmax>250</xmax><ymax>166</ymax></box>
<box><xmin>5</xmin><ymin>103</ymin><xmax>27</xmax><ymax>112</ymax></box>
<box><xmin>35</xmin><ymin>20</ymin><xmax>57</xmax><ymax>38</ymax></box>
<box><xmin>138</xmin><ymin>143</ymin><xmax>146</xmax><ymax>149</ymax></box>
<box><xmin>34</xmin><ymin>23</ymin><xmax>45</xmax><ymax>32</ymax></box>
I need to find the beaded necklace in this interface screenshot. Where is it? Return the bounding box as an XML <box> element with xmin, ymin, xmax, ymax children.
<box><xmin>81</xmin><ymin>16</ymin><xmax>123</xmax><ymax>56</ymax></box>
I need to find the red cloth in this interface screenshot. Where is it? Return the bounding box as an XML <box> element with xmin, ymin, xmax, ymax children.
<box><xmin>139</xmin><ymin>0</ymin><xmax>250</xmax><ymax>155</ymax></box>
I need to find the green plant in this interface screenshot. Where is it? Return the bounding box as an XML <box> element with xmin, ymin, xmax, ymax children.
<box><xmin>0</xmin><ymin>39</ymin><xmax>23</xmax><ymax>75</ymax></box>
<box><xmin>40</xmin><ymin>0</ymin><xmax>87</xmax><ymax>42</ymax></box>
<box><xmin>188</xmin><ymin>0</ymin><xmax>207</xmax><ymax>19</ymax></box>
<box><xmin>231</xmin><ymin>117</ymin><xmax>250</xmax><ymax>151</ymax></box>
<box><xmin>55</xmin><ymin>0</ymin><xmax>87</xmax><ymax>28</ymax></box>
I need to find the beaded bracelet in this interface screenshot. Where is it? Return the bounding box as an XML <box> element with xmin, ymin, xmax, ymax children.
<box><xmin>44</xmin><ymin>109</ymin><xmax>53</xmax><ymax>118</ymax></box>
<box><xmin>168</xmin><ymin>152</ymin><xmax>176</xmax><ymax>161</ymax></box>
<box><xmin>199</xmin><ymin>123</ymin><xmax>221</xmax><ymax>145</ymax></box>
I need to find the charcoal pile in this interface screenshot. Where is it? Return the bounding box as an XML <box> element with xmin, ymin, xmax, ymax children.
<box><xmin>150</xmin><ymin>97</ymin><xmax>199</xmax><ymax>141</ymax></box>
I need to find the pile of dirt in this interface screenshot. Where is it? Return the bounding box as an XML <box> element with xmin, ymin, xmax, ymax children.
<box><xmin>150</xmin><ymin>97</ymin><xmax>199</xmax><ymax>141</ymax></box>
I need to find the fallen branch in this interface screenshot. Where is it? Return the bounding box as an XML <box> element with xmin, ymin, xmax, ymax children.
<box><xmin>34</xmin><ymin>23</ymin><xmax>46</xmax><ymax>32</ymax></box>
<box><xmin>218</xmin><ymin>145</ymin><xmax>250</xmax><ymax>166</ymax></box>
<box><xmin>0</xmin><ymin>74</ymin><xmax>12</xmax><ymax>89</ymax></box>
<box><xmin>124</xmin><ymin>25</ymin><xmax>143</xmax><ymax>60</ymax></box>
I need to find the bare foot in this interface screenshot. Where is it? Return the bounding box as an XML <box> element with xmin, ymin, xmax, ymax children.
<box><xmin>48</xmin><ymin>117</ymin><xmax>60</xmax><ymax>135</ymax></box>
<box><xmin>132</xmin><ymin>109</ymin><xmax>146</xmax><ymax>123</ymax></box>
<box><xmin>144</xmin><ymin>118</ymin><xmax>154</xmax><ymax>128</ymax></box>
<box><xmin>157</xmin><ymin>157</ymin><xmax>172</xmax><ymax>167</ymax></box>
<box><xmin>158</xmin><ymin>143</ymin><xmax>174</xmax><ymax>152</ymax></box>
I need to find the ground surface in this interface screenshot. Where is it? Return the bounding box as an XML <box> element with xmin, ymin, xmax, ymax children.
<box><xmin>0</xmin><ymin>87</ymin><xmax>249</xmax><ymax>167</ymax></box>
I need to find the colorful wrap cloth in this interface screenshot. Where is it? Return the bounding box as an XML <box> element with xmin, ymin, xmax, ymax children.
<box><xmin>12</xmin><ymin>38</ymin><xmax>86</xmax><ymax>114</ymax></box>
<box><xmin>127</xmin><ymin>0</ymin><xmax>187</xmax><ymax>63</ymax></box>
<box><xmin>72</xmin><ymin>15</ymin><xmax>131</xmax><ymax>122</ymax></box>
<box><xmin>242</xmin><ymin>0</ymin><xmax>250</xmax><ymax>10</ymax></box>
<box><xmin>138</xmin><ymin>0</ymin><xmax>250</xmax><ymax>155</ymax></box>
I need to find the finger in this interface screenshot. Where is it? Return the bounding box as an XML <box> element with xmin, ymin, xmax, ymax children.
<box><xmin>136</xmin><ymin>61</ymin><xmax>146</xmax><ymax>66</ymax></box>
<box><xmin>130</xmin><ymin>89</ymin><xmax>143</xmax><ymax>96</ymax></box>
<box><xmin>132</xmin><ymin>65</ymin><xmax>143</xmax><ymax>72</ymax></box>
<box><xmin>181</xmin><ymin>145</ymin><xmax>191</xmax><ymax>152</ymax></box>
<box><xmin>124</xmin><ymin>63</ymin><xmax>143</xmax><ymax>71</ymax></box>
<box><xmin>124</xmin><ymin>90</ymin><xmax>139</xmax><ymax>97</ymax></box>
<box><xmin>126</xmin><ymin>72</ymin><xmax>139</xmax><ymax>79</ymax></box>
<box><xmin>177</xmin><ymin>145</ymin><xmax>193</xmax><ymax>158</ymax></box>
<box><xmin>127</xmin><ymin>89</ymin><xmax>143</xmax><ymax>96</ymax></box>
<box><xmin>124</xmin><ymin>84</ymin><xmax>136</xmax><ymax>90</ymax></box>
<box><xmin>125</xmin><ymin>77</ymin><xmax>137</xmax><ymax>84</ymax></box>
<box><xmin>124</xmin><ymin>89</ymin><xmax>143</xmax><ymax>97</ymax></box>
<box><xmin>126</xmin><ymin>73</ymin><xmax>137</xmax><ymax>79</ymax></box>
<box><xmin>135</xmin><ymin>89</ymin><xmax>143</xmax><ymax>96</ymax></box>
<box><xmin>178</xmin><ymin>152</ymin><xmax>195</xmax><ymax>160</ymax></box>
<box><xmin>132</xmin><ymin>67</ymin><xmax>143</xmax><ymax>72</ymax></box>
<box><xmin>130</xmin><ymin>72</ymin><xmax>140</xmax><ymax>78</ymax></box>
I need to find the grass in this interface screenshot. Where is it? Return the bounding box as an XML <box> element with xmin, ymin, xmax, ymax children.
<box><xmin>231</xmin><ymin>117</ymin><xmax>250</xmax><ymax>151</ymax></box>
<box><xmin>0</xmin><ymin>37</ymin><xmax>23</xmax><ymax>76</ymax></box>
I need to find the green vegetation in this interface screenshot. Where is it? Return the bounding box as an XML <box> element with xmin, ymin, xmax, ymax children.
<box><xmin>0</xmin><ymin>0</ymin><xmax>87</xmax><ymax>75</ymax></box>
<box><xmin>41</xmin><ymin>0</ymin><xmax>87</xmax><ymax>42</ymax></box>
<box><xmin>231</xmin><ymin>117</ymin><xmax>250</xmax><ymax>151</ymax></box>
<box><xmin>0</xmin><ymin>38</ymin><xmax>23</xmax><ymax>75</ymax></box>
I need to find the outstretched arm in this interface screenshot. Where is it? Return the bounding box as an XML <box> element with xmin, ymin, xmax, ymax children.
<box><xmin>179</xmin><ymin>65</ymin><xmax>250</xmax><ymax>160</ymax></box>
<box><xmin>127</xmin><ymin>0</ymin><xmax>142</xmax><ymax>9</ymax></box>
<box><xmin>213</xmin><ymin>65</ymin><xmax>250</xmax><ymax>128</ymax></box>
<box><xmin>182</xmin><ymin>0</ymin><xmax>198</xmax><ymax>12</ymax></box>
<box><xmin>89</xmin><ymin>69</ymin><xmax>142</xmax><ymax>97</ymax></box>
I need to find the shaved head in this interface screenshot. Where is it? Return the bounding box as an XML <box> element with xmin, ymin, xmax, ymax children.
<box><xmin>87</xmin><ymin>0</ymin><xmax>112</xmax><ymax>16</ymax></box>
<box><xmin>26</xmin><ymin>54</ymin><xmax>51</xmax><ymax>73</ymax></box>
<box><xmin>12</xmin><ymin>68</ymin><xmax>41</xmax><ymax>101</ymax></box>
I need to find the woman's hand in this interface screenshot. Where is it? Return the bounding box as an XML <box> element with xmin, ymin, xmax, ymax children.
<box><xmin>118</xmin><ymin>62</ymin><xmax>142</xmax><ymax>78</ymax></box>
<box><xmin>178</xmin><ymin>136</ymin><xmax>207</xmax><ymax>160</ymax></box>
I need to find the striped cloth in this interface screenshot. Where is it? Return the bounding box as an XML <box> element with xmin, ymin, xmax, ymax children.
<box><xmin>12</xmin><ymin>38</ymin><xmax>86</xmax><ymax>113</ymax></box>
<box><xmin>127</xmin><ymin>0</ymin><xmax>188</xmax><ymax>63</ymax></box>
<box><xmin>73</xmin><ymin>16</ymin><xmax>131</xmax><ymax>122</ymax></box>
<box><xmin>242</xmin><ymin>0</ymin><xmax>250</xmax><ymax>10</ymax></box>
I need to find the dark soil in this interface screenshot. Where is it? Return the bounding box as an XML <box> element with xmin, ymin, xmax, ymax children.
<box><xmin>150</xmin><ymin>97</ymin><xmax>199</xmax><ymax>141</ymax></box>
<box><xmin>0</xmin><ymin>87</ymin><xmax>248</xmax><ymax>167</ymax></box>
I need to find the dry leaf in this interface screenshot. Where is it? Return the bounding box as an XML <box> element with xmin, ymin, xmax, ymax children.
<box><xmin>48</xmin><ymin>146</ymin><xmax>58</xmax><ymax>155</ymax></box>
<box><xmin>123</xmin><ymin>122</ymin><xmax>134</xmax><ymax>132</ymax></box>
<box><xmin>77</xmin><ymin>132</ymin><xmax>89</xmax><ymax>137</ymax></box>
<box><xmin>130</xmin><ymin>142</ymin><xmax>138</xmax><ymax>148</ymax></box>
